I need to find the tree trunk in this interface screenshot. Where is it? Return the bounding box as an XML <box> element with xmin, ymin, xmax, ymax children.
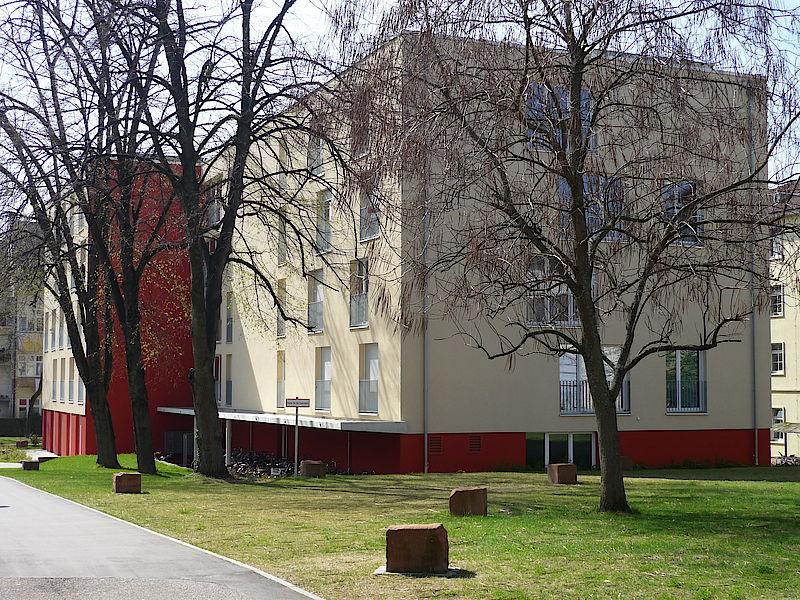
<box><xmin>120</xmin><ymin>291</ymin><xmax>156</xmax><ymax>474</ymax></box>
<box><xmin>87</xmin><ymin>380</ymin><xmax>120</xmax><ymax>468</ymax></box>
<box><xmin>26</xmin><ymin>376</ymin><xmax>41</xmax><ymax>436</ymax></box>
<box><xmin>188</xmin><ymin>240</ymin><xmax>227</xmax><ymax>478</ymax></box>
<box><xmin>593</xmin><ymin>393</ymin><xmax>632</xmax><ymax>513</ymax></box>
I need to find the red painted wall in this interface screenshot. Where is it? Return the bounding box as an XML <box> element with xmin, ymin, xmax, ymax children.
<box><xmin>619</xmin><ymin>428</ymin><xmax>771</xmax><ymax>467</ymax></box>
<box><xmin>42</xmin><ymin>163</ymin><xmax>195</xmax><ymax>458</ymax></box>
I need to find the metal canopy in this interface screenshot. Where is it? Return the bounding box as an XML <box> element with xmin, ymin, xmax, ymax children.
<box><xmin>772</xmin><ymin>421</ymin><xmax>800</xmax><ymax>434</ymax></box>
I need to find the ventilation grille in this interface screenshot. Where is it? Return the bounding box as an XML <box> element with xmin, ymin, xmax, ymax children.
<box><xmin>429</xmin><ymin>435</ymin><xmax>443</xmax><ymax>455</ymax></box>
<box><xmin>468</xmin><ymin>435</ymin><xmax>482</xmax><ymax>453</ymax></box>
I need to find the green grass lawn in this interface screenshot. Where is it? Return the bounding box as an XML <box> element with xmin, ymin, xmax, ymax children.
<box><xmin>0</xmin><ymin>436</ymin><xmax>34</xmax><ymax>462</ymax></box>
<box><xmin>3</xmin><ymin>457</ymin><xmax>800</xmax><ymax>600</ymax></box>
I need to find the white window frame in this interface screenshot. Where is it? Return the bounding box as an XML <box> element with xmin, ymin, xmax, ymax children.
<box><xmin>665</xmin><ymin>350</ymin><xmax>707</xmax><ymax>412</ymax></box>
<box><xmin>772</xmin><ymin>342</ymin><xmax>785</xmax><ymax>375</ymax></box>
<box><xmin>771</xmin><ymin>284</ymin><xmax>784</xmax><ymax>317</ymax></box>
<box><xmin>772</xmin><ymin>407</ymin><xmax>786</xmax><ymax>442</ymax></box>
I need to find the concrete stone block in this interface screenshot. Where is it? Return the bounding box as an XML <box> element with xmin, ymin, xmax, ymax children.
<box><xmin>113</xmin><ymin>472</ymin><xmax>141</xmax><ymax>494</ymax></box>
<box><xmin>449</xmin><ymin>487</ymin><xmax>487</xmax><ymax>516</ymax></box>
<box><xmin>300</xmin><ymin>460</ymin><xmax>326</xmax><ymax>478</ymax></box>
<box><xmin>21</xmin><ymin>461</ymin><xmax>39</xmax><ymax>471</ymax></box>
<box><xmin>547</xmin><ymin>463</ymin><xmax>577</xmax><ymax>484</ymax></box>
<box><xmin>15</xmin><ymin>440</ymin><xmax>28</xmax><ymax>448</ymax></box>
<box><xmin>386</xmin><ymin>523</ymin><xmax>449</xmax><ymax>574</ymax></box>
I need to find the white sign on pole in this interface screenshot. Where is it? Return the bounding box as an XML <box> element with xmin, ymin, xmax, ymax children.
<box><xmin>286</xmin><ymin>397</ymin><xmax>310</xmax><ymax>408</ymax></box>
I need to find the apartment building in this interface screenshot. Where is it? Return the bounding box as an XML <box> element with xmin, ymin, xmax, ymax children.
<box><xmin>42</xmin><ymin>37</ymin><xmax>773</xmax><ymax>472</ymax></box>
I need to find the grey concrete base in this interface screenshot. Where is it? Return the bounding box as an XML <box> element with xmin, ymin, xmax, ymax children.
<box><xmin>373</xmin><ymin>565</ymin><xmax>465</xmax><ymax>578</ymax></box>
<box><xmin>0</xmin><ymin>478</ymin><xmax>324</xmax><ymax>600</ymax></box>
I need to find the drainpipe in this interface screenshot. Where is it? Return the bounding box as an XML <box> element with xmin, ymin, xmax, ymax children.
<box><xmin>746</xmin><ymin>85</ymin><xmax>759</xmax><ymax>466</ymax></box>
<box><xmin>422</xmin><ymin>187</ymin><xmax>430</xmax><ymax>474</ymax></box>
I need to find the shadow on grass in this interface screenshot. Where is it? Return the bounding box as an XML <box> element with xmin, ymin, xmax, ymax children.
<box><xmin>626</xmin><ymin>466</ymin><xmax>800</xmax><ymax>482</ymax></box>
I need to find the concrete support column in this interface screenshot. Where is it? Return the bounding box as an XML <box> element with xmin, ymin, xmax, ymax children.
<box><xmin>225</xmin><ymin>419</ymin><xmax>232</xmax><ymax>466</ymax></box>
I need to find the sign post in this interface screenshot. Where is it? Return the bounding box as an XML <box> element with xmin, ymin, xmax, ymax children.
<box><xmin>285</xmin><ymin>397</ymin><xmax>310</xmax><ymax>476</ymax></box>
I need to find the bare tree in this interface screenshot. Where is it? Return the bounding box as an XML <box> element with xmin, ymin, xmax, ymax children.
<box><xmin>99</xmin><ymin>0</ymin><xmax>354</xmax><ymax>477</ymax></box>
<box><xmin>0</xmin><ymin>0</ymin><xmax>182</xmax><ymax>471</ymax></box>
<box><xmin>338</xmin><ymin>0</ymin><xmax>800</xmax><ymax>511</ymax></box>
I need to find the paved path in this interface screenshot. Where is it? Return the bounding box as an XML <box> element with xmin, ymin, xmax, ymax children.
<box><xmin>0</xmin><ymin>477</ymin><xmax>323</xmax><ymax>600</ymax></box>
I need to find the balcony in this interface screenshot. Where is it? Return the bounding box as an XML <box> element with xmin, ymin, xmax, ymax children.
<box><xmin>559</xmin><ymin>379</ymin><xmax>630</xmax><ymax>415</ymax></box>
<box><xmin>276</xmin><ymin>379</ymin><xmax>285</xmax><ymax>408</ymax></box>
<box><xmin>666</xmin><ymin>379</ymin><xmax>706</xmax><ymax>413</ymax></box>
<box><xmin>359</xmin><ymin>378</ymin><xmax>378</xmax><ymax>414</ymax></box>
<box><xmin>308</xmin><ymin>301</ymin><xmax>324</xmax><ymax>333</ymax></box>
<box><xmin>350</xmin><ymin>293</ymin><xmax>368</xmax><ymax>328</ymax></box>
<box><xmin>315</xmin><ymin>379</ymin><xmax>331</xmax><ymax>411</ymax></box>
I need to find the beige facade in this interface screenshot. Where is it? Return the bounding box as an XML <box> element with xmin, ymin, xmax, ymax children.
<box><xmin>209</xmin><ymin>38</ymin><xmax>772</xmax><ymax>470</ymax></box>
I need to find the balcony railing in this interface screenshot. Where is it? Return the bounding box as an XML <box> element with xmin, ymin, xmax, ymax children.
<box><xmin>315</xmin><ymin>379</ymin><xmax>331</xmax><ymax>411</ymax></box>
<box><xmin>666</xmin><ymin>379</ymin><xmax>707</xmax><ymax>413</ymax></box>
<box><xmin>316</xmin><ymin>221</ymin><xmax>331</xmax><ymax>253</ymax></box>
<box><xmin>277</xmin><ymin>380</ymin><xmax>285</xmax><ymax>408</ymax></box>
<box><xmin>308</xmin><ymin>301</ymin><xmax>324</xmax><ymax>333</ymax></box>
<box><xmin>359</xmin><ymin>378</ymin><xmax>378</xmax><ymax>414</ymax></box>
<box><xmin>360</xmin><ymin>205</ymin><xmax>379</xmax><ymax>241</ymax></box>
<box><xmin>350</xmin><ymin>293</ymin><xmax>368</xmax><ymax>327</ymax></box>
<box><xmin>559</xmin><ymin>379</ymin><xmax>630</xmax><ymax>415</ymax></box>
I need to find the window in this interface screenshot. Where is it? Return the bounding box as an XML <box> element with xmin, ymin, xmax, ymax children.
<box><xmin>663</xmin><ymin>182</ymin><xmax>703</xmax><ymax>246</ymax></box>
<box><xmin>214</xmin><ymin>355</ymin><xmax>221</xmax><ymax>405</ymax></box>
<box><xmin>277</xmin><ymin>210</ymin><xmax>288</xmax><ymax>266</ymax></box>
<box><xmin>59</xmin><ymin>357</ymin><xmax>65</xmax><ymax>402</ymax></box>
<box><xmin>51</xmin><ymin>359</ymin><xmax>57</xmax><ymax>401</ymax></box>
<box><xmin>307</xmin><ymin>130</ymin><xmax>323</xmax><ymax>176</ymax></box>
<box><xmin>315</xmin><ymin>346</ymin><xmax>331</xmax><ymax>411</ymax></box>
<box><xmin>350</xmin><ymin>259</ymin><xmax>368</xmax><ymax>328</ymax></box>
<box><xmin>276</xmin><ymin>351</ymin><xmax>285</xmax><ymax>409</ymax></box>
<box><xmin>225</xmin><ymin>355</ymin><xmax>232</xmax><ymax>407</ymax></box>
<box><xmin>43</xmin><ymin>312</ymin><xmax>49</xmax><ymax>352</ymax></box>
<box><xmin>50</xmin><ymin>309</ymin><xmax>56</xmax><ymax>350</ymax></box>
<box><xmin>772</xmin><ymin>408</ymin><xmax>786</xmax><ymax>442</ymax></box>
<box><xmin>316</xmin><ymin>190</ymin><xmax>332</xmax><ymax>253</ymax></box>
<box><xmin>225</xmin><ymin>292</ymin><xmax>234</xmax><ymax>343</ymax></box>
<box><xmin>527</xmin><ymin>84</ymin><xmax>595</xmax><ymax>152</ymax></box>
<box><xmin>276</xmin><ymin>279</ymin><xmax>286</xmax><ymax>338</ymax></box>
<box><xmin>68</xmin><ymin>358</ymin><xmax>75</xmax><ymax>403</ymax></box>
<box><xmin>360</xmin><ymin>189</ymin><xmax>380</xmax><ymax>241</ymax></box>
<box><xmin>78</xmin><ymin>377</ymin><xmax>84</xmax><ymax>404</ymax></box>
<box><xmin>771</xmin><ymin>285</ymin><xmax>784</xmax><ymax>317</ymax></box>
<box><xmin>58</xmin><ymin>312</ymin><xmax>64</xmax><ymax>349</ymax></box>
<box><xmin>359</xmin><ymin>343</ymin><xmax>379</xmax><ymax>414</ymax></box>
<box><xmin>772</xmin><ymin>343</ymin><xmax>785</xmax><ymax>375</ymax></box>
<box><xmin>558</xmin><ymin>175</ymin><xmax>625</xmax><ymax>241</ymax></box>
<box><xmin>770</xmin><ymin>231</ymin><xmax>784</xmax><ymax>260</ymax></box>
<box><xmin>559</xmin><ymin>347</ymin><xmax>629</xmax><ymax>415</ymax></box>
<box><xmin>527</xmin><ymin>256</ymin><xmax>578</xmax><ymax>327</ymax></box>
<box><xmin>351</xmin><ymin>86</ymin><xmax>371</xmax><ymax>158</ymax></box>
<box><xmin>666</xmin><ymin>350</ymin><xmax>706</xmax><ymax>412</ymax></box>
<box><xmin>308</xmin><ymin>270</ymin><xmax>324</xmax><ymax>333</ymax></box>
<box><xmin>278</xmin><ymin>139</ymin><xmax>289</xmax><ymax>189</ymax></box>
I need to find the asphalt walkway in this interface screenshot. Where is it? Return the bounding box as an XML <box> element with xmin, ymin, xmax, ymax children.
<box><xmin>0</xmin><ymin>477</ymin><xmax>323</xmax><ymax>600</ymax></box>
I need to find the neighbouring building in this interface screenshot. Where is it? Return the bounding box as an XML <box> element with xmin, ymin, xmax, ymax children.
<box><xmin>769</xmin><ymin>185</ymin><xmax>800</xmax><ymax>458</ymax></box>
